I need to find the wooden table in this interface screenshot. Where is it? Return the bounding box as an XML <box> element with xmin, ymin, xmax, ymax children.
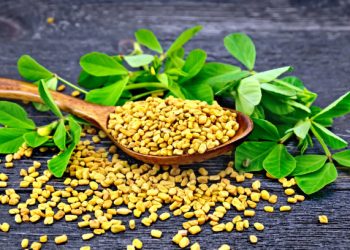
<box><xmin>0</xmin><ymin>0</ymin><xmax>350</xmax><ymax>249</ymax></box>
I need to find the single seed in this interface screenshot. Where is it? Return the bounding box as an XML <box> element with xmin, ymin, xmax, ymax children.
<box><xmin>1</xmin><ymin>222</ymin><xmax>10</xmax><ymax>232</ymax></box>
<box><xmin>254</xmin><ymin>222</ymin><xmax>264</xmax><ymax>231</ymax></box>
<box><xmin>284</xmin><ymin>188</ymin><xmax>295</xmax><ymax>196</ymax></box>
<box><xmin>264</xmin><ymin>206</ymin><xmax>274</xmax><ymax>213</ymax></box>
<box><xmin>280</xmin><ymin>206</ymin><xmax>292</xmax><ymax>212</ymax></box>
<box><xmin>132</xmin><ymin>238</ymin><xmax>143</xmax><ymax>249</ymax></box>
<box><xmin>80</xmin><ymin>246</ymin><xmax>91</xmax><ymax>250</ymax></box>
<box><xmin>190</xmin><ymin>242</ymin><xmax>201</xmax><ymax>250</ymax></box>
<box><xmin>21</xmin><ymin>238</ymin><xmax>29</xmax><ymax>248</ymax></box>
<box><xmin>39</xmin><ymin>235</ymin><xmax>48</xmax><ymax>243</ymax></box>
<box><xmin>188</xmin><ymin>225</ymin><xmax>201</xmax><ymax>235</ymax></box>
<box><xmin>82</xmin><ymin>233</ymin><xmax>94</xmax><ymax>240</ymax></box>
<box><xmin>54</xmin><ymin>234</ymin><xmax>68</xmax><ymax>244</ymax></box>
<box><xmin>218</xmin><ymin>244</ymin><xmax>230</xmax><ymax>250</ymax></box>
<box><xmin>159</xmin><ymin>212</ymin><xmax>170</xmax><ymax>221</ymax></box>
<box><xmin>319</xmin><ymin>215</ymin><xmax>328</xmax><ymax>224</ymax></box>
<box><xmin>30</xmin><ymin>242</ymin><xmax>42</xmax><ymax>250</ymax></box>
<box><xmin>249</xmin><ymin>235</ymin><xmax>258</xmax><ymax>244</ymax></box>
<box><xmin>244</xmin><ymin>210</ymin><xmax>255</xmax><ymax>217</ymax></box>
<box><xmin>179</xmin><ymin>237</ymin><xmax>190</xmax><ymax>248</ymax></box>
<box><xmin>150</xmin><ymin>229</ymin><xmax>162</xmax><ymax>238</ymax></box>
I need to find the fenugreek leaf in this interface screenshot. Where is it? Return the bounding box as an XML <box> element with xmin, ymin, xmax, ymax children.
<box><xmin>181</xmin><ymin>82</ymin><xmax>213</xmax><ymax>104</ymax></box>
<box><xmin>0</xmin><ymin>128</ymin><xmax>29</xmax><ymax>153</ymax></box>
<box><xmin>68</xmin><ymin>116</ymin><xmax>81</xmax><ymax>144</ymax></box>
<box><xmin>23</xmin><ymin>131</ymin><xmax>49</xmax><ymax>148</ymax></box>
<box><xmin>48</xmin><ymin>142</ymin><xmax>75</xmax><ymax>178</ymax></box>
<box><xmin>78</xmin><ymin>70</ymin><xmax>108</xmax><ymax>89</ymax></box>
<box><xmin>291</xmin><ymin>155</ymin><xmax>327</xmax><ymax>176</ymax></box>
<box><xmin>135</xmin><ymin>29</ymin><xmax>163</xmax><ymax>53</ymax></box>
<box><xmin>167</xmin><ymin>26</ymin><xmax>202</xmax><ymax>55</ymax></box>
<box><xmin>17</xmin><ymin>55</ymin><xmax>53</xmax><ymax>81</ymax></box>
<box><xmin>261</xmin><ymin>83</ymin><xmax>296</xmax><ymax>97</ymax></box>
<box><xmin>38</xmin><ymin>80</ymin><xmax>63</xmax><ymax>118</ymax></box>
<box><xmin>249</xmin><ymin>118</ymin><xmax>280</xmax><ymax>141</ymax></box>
<box><xmin>312</xmin><ymin>91</ymin><xmax>350</xmax><ymax>120</ymax></box>
<box><xmin>332</xmin><ymin>150</ymin><xmax>350</xmax><ymax>167</ymax></box>
<box><xmin>253</xmin><ymin>66</ymin><xmax>292</xmax><ymax>83</ymax></box>
<box><xmin>179</xmin><ymin>49</ymin><xmax>207</xmax><ymax>83</ymax></box>
<box><xmin>311</xmin><ymin>122</ymin><xmax>348</xmax><ymax>150</ymax></box>
<box><xmin>124</xmin><ymin>54</ymin><xmax>154</xmax><ymax>68</ymax></box>
<box><xmin>0</xmin><ymin>101</ymin><xmax>36</xmax><ymax>129</ymax></box>
<box><xmin>295</xmin><ymin>162</ymin><xmax>337</xmax><ymax>194</ymax></box>
<box><xmin>33</xmin><ymin>77</ymin><xmax>58</xmax><ymax>112</ymax></box>
<box><xmin>235</xmin><ymin>141</ymin><xmax>276</xmax><ymax>172</ymax></box>
<box><xmin>292</xmin><ymin>119</ymin><xmax>311</xmax><ymax>140</ymax></box>
<box><xmin>53</xmin><ymin>120</ymin><xmax>67</xmax><ymax>151</ymax></box>
<box><xmin>235</xmin><ymin>76</ymin><xmax>261</xmax><ymax>115</ymax></box>
<box><xmin>263</xmin><ymin>144</ymin><xmax>296</xmax><ymax>178</ymax></box>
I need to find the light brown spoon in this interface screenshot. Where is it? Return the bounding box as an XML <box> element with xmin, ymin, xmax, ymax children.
<box><xmin>0</xmin><ymin>78</ymin><xmax>253</xmax><ymax>165</ymax></box>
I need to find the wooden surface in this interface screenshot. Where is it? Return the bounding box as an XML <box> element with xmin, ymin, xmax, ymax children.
<box><xmin>0</xmin><ymin>0</ymin><xmax>350</xmax><ymax>249</ymax></box>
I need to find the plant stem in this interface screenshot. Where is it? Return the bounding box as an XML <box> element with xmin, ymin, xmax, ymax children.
<box><xmin>310</xmin><ymin>125</ymin><xmax>333</xmax><ymax>160</ymax></box>
<box><xmin>57</xmin><ymin>76</ymin><xmax>88</xmax><ymax>94</ymax></box>
<box><xmin>279</xmin><ymin>131</ymin><xmax>293</xmax><ymax>144</ymax></box>
<box><xmin>129</xmin><ymin>90</ymin><xmax>165</xmax><ymax>101</ymax></box>
<box><xmin>125</xmin><ymin>82</ymin><xmax>166</xmax><ymax>90</ymax></box>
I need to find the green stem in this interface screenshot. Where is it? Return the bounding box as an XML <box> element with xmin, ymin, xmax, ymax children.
<box><xmin>125</xmin><ymin>82</ymin><xmax>166</xmax><ymax>90</ymax></box>
<box><xmin>310</xmin><ymin>125</ymin><xmax>333</xmax><ymax>160</ymax></box>
<box><xmin>129</xmin><ymin>90</ymin><xmax>165</xmax><ymax>101</ymax></box>
<box><xmin>279</xmin><ymin>132</ymin><xmax>294</xmax><ymax>144</ymax></box>
<box><xmin>57</xmin><ymin>76</ymin><xmax>88</xmax><ymax>94</ymax></box>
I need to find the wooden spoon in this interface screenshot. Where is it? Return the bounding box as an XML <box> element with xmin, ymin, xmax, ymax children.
<box><xmin>0</xmin><ymin>78</ymin><xmax>253</xmax><ymax>165</ymax></box>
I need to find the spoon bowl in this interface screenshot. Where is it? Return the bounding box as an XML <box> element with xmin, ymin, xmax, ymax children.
<box><xmin>0</xmin><ymin>78</ymin><xmax>253</xmax><ymax>165</ymax></box>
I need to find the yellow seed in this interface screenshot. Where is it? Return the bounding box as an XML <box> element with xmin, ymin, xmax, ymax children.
<box><xmin>39</xmin><ymin>235</ymin><xmax>48</xmax><ymax>243</ymax></box>
<box><xmin>82</xmin><ymin>233</ymin><xmax>94</xmax><ymax>240</ymax></box>
<box><xmin>250</xmin><ymin>192</ymin><xmax>260</xmax><ymax>202</ymax></box>
<box><xmin>30</xmin><ymin>242</ymin><xmax>42</xmax><ymax>250</ymax></box>
<box><xmin>244</xmin><ymin>210</ymin><xmax>255</xmax><ymax>217</ymax></box>
<box><xmin>218</xmin><ymin>244</ymin><xmax>230</xmax><ymax>250</ymax></box>
<box><xmin>188</xmin><ymin>225</ymin><xmax>201</xmax><ymax>235</ymax></box>
<box><xmin>159</xmin><ymin>212</ymin><xmax>170</xmax><ymax>221</ymax></box>
<box><xmin>249</xmin><ymin>235</ymin><xmax>258</xmax><ymax>244</ymax></box>
<box><xmin>141</xmin><ymin>217</ymin><xmax>152</xmax><ymax>226</ymax></box>
<box><xmin>65</xmin><ymin>214</ymin><xmax>78</xmax><ymax>221</ymax></box>
<box><xmin>212</xmin><ymin>223</ymin><xmax>225</xmax><ymax>232</ymax></box>
<box><xmin>264</xmin><ymin>206</ymin><xmax>274</xmax><ymax>213</ymax></box>
<box><xmin>21</xmin><ymin>238</ymin><xmax>29</xmax><ymax>248</ymax></box>
<box><xmin>251</xmin><ymin>180</ymin><xmax>261</xmax><ymax>190</ymax></box>
<box><xmin>151</xmin><ymin>229</ymin><xmax>162</xmax><ymax>238</ymax></box>
<box><xmin>179</xmin><ymin>237</ymin><xmax>190</xmax><ymax>248</ymax></box>
<box><xmin>254</xmin><ymin>222</ymin><xmax>264</xmax><ymax>231</ymax></box>
<box><xmin>225</xmin><ymin>222</ymin><xmax>234</xmax><ymax>232</ymax></box>
<box><xmin>0</xmin><ymin>181</ymin><xmax>7</xmax><ymax>188</ymax></box>
<box><xmin>80</xmin><ymin>246</ymin><xmax>91</xmax><ymax>250</ymax></box>
<box><xmin>287</xmin><ymin>197</ymin><xmax>297</xmax><ymax>204</ymax></box>
<box><xmin>129</xmin><ymin>219</ymin><xmax>136</xmax><ymax>230</ymax></box>
<box><xmin>117</xmin><ymin>207</ymin><xmax>132</xmax><ymax>215</ymax></box>
<box><xmin>127</xmin><ymin>245</ymin><xmax>135</xmax><ymax>250</ymax></box>
<box><xmin>198</xmin><ymin>167</ymin><xmax>208</xmax><ymax>176</ymax></box>
<box><xmin>54</xmin><ymin>234</ymin><xmax>68</xmax><ymax>244</ymax></box>
<box><xmin>268</xmin><ymin>194</ymin><xmax>278</xmax><ymax>204</ymax></box>
<box><xmin>71</xmin><ymin>90</ymin><xmax>81</xmax><ymax>97</ymax></box>
<box><xmin>190</xmin><ymin>242</ymin><xmax>201</xmax><ymax>250</ymax></box>
<box><xmin>280</xmin><ymin>206</ymin><xmax>292</xmax><ymax>212</ymax></box>
<box><xmin>295</xmin><ymin>194</ymin><xmax>305</xmax><ymax>202</ymax></box>
<box><xmin>1</xmin><ymin>222</ymin><xmax>10</xmax><ymax>232</ymax></box>
<box><xmin>261</xmin><ymin>190</ymin><xmax>270</xmax><ymax>200</ymax></box>
<box><xmin>132</xmin><ymin>238</ymin><xmax>143</xmax><ymax>249</ymax></box>
<box><xmin>319</xmin><ymin>215</ymin><xmax>328</xmax><ymax>224</ymax></box>
<box><xmin>284</xmin><ymin>188</ymin><xmax>295</xmax><ymax>196</ymax></box>
<box><xmin>111</xmin><ymin>224</ymin><xmax>126</xmax><ymax>233</ymax></box>
<box><xmin>172</xmin><ymin>233</ymin><xmax>183</xmax><ymax>244</ymax></box>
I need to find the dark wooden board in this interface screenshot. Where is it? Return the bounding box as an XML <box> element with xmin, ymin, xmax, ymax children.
<box><xmin>1</xmin><ymin>0</ymin><xmax>350</xmax><ymax>249</ymax></box>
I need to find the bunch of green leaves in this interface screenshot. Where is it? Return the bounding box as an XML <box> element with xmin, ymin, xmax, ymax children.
<box><xmin>0</xmin><ymin>79</ymin><xmax>81</xmax><ymax>177</ymax></box>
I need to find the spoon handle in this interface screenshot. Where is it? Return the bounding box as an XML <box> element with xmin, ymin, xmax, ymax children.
<box><xmin>0</xmin><ymin>78</ymin><xmax>104</xmax><ymax>125</ymax></box>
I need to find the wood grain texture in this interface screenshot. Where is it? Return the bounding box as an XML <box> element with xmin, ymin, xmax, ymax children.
<box><xmin>0</xmin><ymin>0</ymin><xmax>350</xmax><ymax>249</ymax></box>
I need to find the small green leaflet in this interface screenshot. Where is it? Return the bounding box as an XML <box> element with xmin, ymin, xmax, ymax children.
<box><xmin>33</xmin><ymin>77</ymin><xmax>58</xmax><ymax>112</ymax></box>
<box><xmin>291</xmin><ymin>154</ymin><xmax>327</xmax><ymax>176</ymax></box>
<box><xmin>38</xmin><ymin>80</ymin><xmax>63</xmax><ymax>118</ymax></box>
<box><xmin>195</xmin><ymin>62</ymin><xmax>241</xmax><ymax>81</ymax></box>
<box><xmin>17</xmin><ymin>55</ymin><xmax>53</xmax><ymax>81</ymax></box>
<box><xmin>179</xmin><ymin>49</ymin><xmax>207</xmax><ymax>83</ymax></box>
<box><xmin>261</xmin><ymin>92</ymin><xmax>294</xmax><ymax>115</ymax></box>
<box><xmin>48</xmin><ymin>143</ymin><xmax>75</xmax><ymax>178</ymax></box>
<box><xmin>0</xmin><ymin>128</ymin><xmax>29</xmax><ymax>153</ymax></box>
<box><xmin>235</xmin><ymin>76</ymin><xmax>262</xmax><ymax>115</ymax></box>
<box><xmin>85</xmin><ymin>77</ymin><xmax>129</xmax><ymax>106</ymax></box>
<box><xmin>235</xmin><ymin>141</ymin><xmax>276</xmax><ymax>172</ymax></box>
<box><xmin>311</xmin><ymin>122</ymin><xmax>348</xmax><ymax>150</ymax></box>
<box><xmin>80</xmin><ymin>52</ymin><xmax>128</xmax><ymax>76</ymax></box>
<box><xmin>263</xmin><ymin>144</ymin><xmax>296</xmax><ymax>178</ymax></box>
<box><xmin>23</xmin><ymin>131</ymin><xmax>49</xmax><ymax>148</ymax></box>
<box><xmin>332</xmin><ymin>150</ymin><xmax>350</xmax><ymax>167</ymax></box>
<box><xmin>124</xmin><ymin>54</ymin><xmax>154</xmax><ymax>68</ymax></box>
<box><xmin>68</xmin><ymin>116</ymin><xmax>82</xmax><ymax>144</ymax></box>
<box><xmin>0</xmin><ymin>101</ymin><xmax>36</xmax><ymax>129</ymax></box>
<box><xmin>312</xmin><ymin>91</ymin><xmax>350</xmax><ymax>120</ymax></box>
<box><xmin>248</xmin><ymin>118</ymin><xmax>280</xmax><ymax>141</ymax></box>
<box><xmin>202</xmin><ymin>71</ymin><xmax>249</xmax><ymax>95</ymax></box>
<box><xmin>135</xmin><ymin>29</ymin><xmax>163</xmax><ymax>54</ymax></box>
<box><xmin>78</xmin><ymin>70</ymin><xmax>109</xmax><ymax>89</ymax></box>
<box><xmin>167</xmin><ymin>26</ymin><xmax>202</xmax><ymax>55</ymax></box>
<box><xmin>224</xmin><ymin>33</ymin><xmax>256</xmax><ymax>70</ymax></box>
<box><xmin>281</xmin><ymin>76</ymin><xmax>305</xmax><ymax>89</ymax></box>
<box><xmin>261</xmin><ymin>83</ymin><xmax>296</xmax><ymax>97</ymax></box>
<box><xmin>295</xmin><ymin>162</ymin><xmax>338</xmax><ymax>194</ymax></box>
<box><xmin>53</xmin><ymin>120</ymin><xmax>67</xmax><ymax>151</ymax></box>
<box><xmin>292</xmin><ymin>119</ymin><xmax>311</xmax><ymax>140</ymax></box>
<box><xmin>181</xmin><ymin>82</ymin><xmax>213</xmax><ymax>104</ymax></box>
<box><xmin>252</xmin><ymin>66</ymin><xmax>292</xmax><ymax>83</ymax></box>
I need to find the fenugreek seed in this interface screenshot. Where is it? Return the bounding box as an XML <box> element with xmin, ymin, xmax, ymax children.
<box><xmin>82</xmin><ymin>233</ymin><xmax>94</xmax><ymax>240</ymax></box>
<box><xmin>65</xmin><ymin>214</ymin><xmax>78</xmax><ymax>221</ymax></box>
<box><xmin>0</xmin><ymin>222</ymin><xmax>10</xmax><ymax>232</ymax></box>
<box><xmin>244</xmin><ymin>210</ymin><xmax>255</xmax><ymax>217</ymax></box>
<box><xmin>212</xmin><ymin>223</ymin><xmax>225</xmax><ymax>232</ymax></box>
<box><xmin>30</xmin><ymin>242</ymin><xmax>42</xmax><ymax>250</ymax></box>
<box><xmin>251</xmin><ymin>180</ymin><xmax>261</xmax><ymax>190</ymax></box>
<box><xmin>249</xmin><ymin>235</ymin><xmax>258</xmax><ymax>244</ymax></box>
<box><xmin>71</xmin><ymin>90</ymin><xmax>80</xmax><ymax>97</ymax></box>
<box><xmin>172</xmin><ymin>233</ymin><xmax>183</xmax><ymax>244</ymax></box>
<box><xmin>264</xmin><ymin>206</ymin><xmax>274</xmax><ymax>213</ymax></box>
<box><xmin>261</xmin><ymin>190</ymin><xmax>270</xmax><ymax>200</ymax></box>
<box><xmin>287</xmin><ymin>197</ymin><xmax>297</xmax><ymax>203</ymax></box>
<box><xmin>295</xmin><ymin>194</ymin><xmax>305</xmax><ymax>202</ymax></box>
<box><xmin>284</xmin><ymin>188</ymin><xmax>295</xmax><ymax>196</ymax></box>
<box><xmin>80</xmin><ymin>246</ymin><xmax>91</xmax><ymax>250</ymax></box>
<box><xmin>190</xmin><ymin>242</ymin><xmax>201</xmax><ymax>250</ymax></box>
<box><xmin>39</xmin><ymin>235</ymin><xmax>48</xmax><ymax>243</ymax></box>
<box><xmin>179</xmin><ymin>237</ymin><xmax>190</xmax><ymax>248</ymax></box>
<box><xmin>225</xmin><ymin>222</ymin><xmax>234</xmax><ymax>232</ymax></box>
<box><xmin>268</xmin><ymin>194</ymin><xmax>278</xmax><ymax>204</ymax></box>
<box><xmin>21</xmin><ymin>238</ymin><xmax>29</xmax><ymax>248</ymax></box>
<box><xmin>150</xmin><ymin>229</ymin><xmax>162</xmax><ymax>238</ymax></box>
<box><xmin>188</xmin><ymin>225</ymin><xmax>201</xmax><ymax>235</ymax></box>
<box><xmin>132</xmin><ymin>238</ymin><xmax>143</xmax><ymax>249</ymax></box>
<box><xmin>129</xmin><ymin>219</ymin><xmax>136</xmax><ymax>230</ymax></box>
<box><xmin>280</xmin><ymin>206</ymin><xmax>292</xmax><ymax>212</ymax></box>
<box><xmin>117</xmin><ymin>208</ymin><xmax>132</xmax><ymax>215</ymax></box>
<box><xmin>198</xmin><ymin>167</ymin><xmax>208</xmax><ymax>176</ymax></box>
<box><xmin>319</xmin><ymin>215</ymin><xmax>328</xmax><ymax>224</ymax></box>
<box><xmin>57</xmin><ymin>85</ymin><xmax>65</xmax><ymax>91</ymax></box>
<box><xmin>254</xmin><ymin>222</ymin><xmax>264</xmax><ymax>231</ymax></box>
<box><xmin>111</xmin><ymin>224</ymin><xmax>126</xmax><ymax>233</ymax></box>
<box><xmin>127</xmin><ymin>245</ymin><xmax>135</xmax><ymax>250</ymax></box>
<box><xmin>55</xmin><ymin>234</ymin><xmax>68</xmax><ymax>244</ymax></box>
<box><xmin>159</xmin><ymin>212</ymin><xmax>170</xmax><ymax>221</ymax></box>
<box><xmin>218</xmin><ymin>244</ymin><xmax>230</xmax><ymax>250</ymax></box>
<box><xmin>0</xmin><ymin>181</ymin><xmax>7</xmax><ymax>188</ymax></box>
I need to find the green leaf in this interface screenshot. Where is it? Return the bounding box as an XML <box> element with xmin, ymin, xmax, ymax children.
<box><xmin>281</xmin><ymin>76</ymin><xmax>305</xmax><ymax>89</ymax></box>
<box><xmin>23</xmin><ymin>131</ymin><xmax>49</xmax><ymax>148</ymax></box>
<box><xmin>195</xmin><ymin>62</ymin><xmax>241</xmax><ymax>80</ymax></box>
<box><xmin>207</xmin><ymin>71</ymin><xmax>250</xmax><ymax>95</ymax></box>
<box><xmin>224</xmin><ymin>33</ymin><xmax>256</xmax><ymax>70</ymax></box>
<box><xmin>0</xmin><ymin>101</ymin><xmax>36</xmax><ymax>129</ymax></box>
<box><xmin>332</xmin><ymin>150</ymin><xmax>350</xmax><ymax>167</ymax></box>
<box><xmin>80</xmin><ymin>52</ymin><xmax>128</xmax><ymax>77</ymax></box>
<box><xmin>48</xmin><ymin>142</ymin><xmax>75</xmax><ymax>178</ymax></box>
<box><xmin>312</xmin><ymin>91</ymin><xmax>350</xmax><ymax>120</ymax></box>
<box><xmin>287</xmin><ymin>100</ymin><xmax>311</xmax><ymax>113</ymax></box>
<box><xmin>291</xmin><ymin>155</ymin><xmax>327</xmax><ymax>176</ymax></box>
<box><xmin>38</xmin><ymin>80</ymin><xmax>63</xmax><ymax>118</ymax></box>
<box><xmin>85</xmin><ymin>77</ymin><xmax>128</xmax><ymax>106</ymax></box>
<box><xmin>261</xmin><ymin>83</ymin><xmax>296</xmax><ymax>96</ymax></box>
<box><xmin>253</xmin><ymin>66</ymin><xmax>292</xmax><ymax>83</ymax></box>
<box><xmin>53</xmin><ymin>120</ymin><xmax>67</xmax><ymax>151</ymax></box>
<box><xmin>292</xmin><ymin>119</ymin><xmax>311</xmax><ymax>140</ymax></box>
<box><xmin>181</xmin><ymin>82</ymin><xmax>213</xmax><ymax>104</ymax></box>
<box><xmin>157</xmin><ymin>73</ymin><xmax>169</xmax><ymax>87</ymax></box>
<box><xmin>124</xmin><ymin>54</ymin><xmax>154</xmax><ymax>68</ymax></box>
<box><xmin>263</xmin><ymin>144</ymin><xmax>296</xmax><ymax>178</ymax></box>
<box><xmin>167</xmin><ymin>78</ymin><xmax>186</xmax><ymax>99</ymax></box>
<box><xmin>249</xmin><ymin>118</ymin><xmax>280</xmax><ymax>141</ymax></box>
<box><xmin>311</xmin><ymin>106</ymin><xmax>333</xmax><ymax>127</ymax></box>
<box><xmin>235</xmin><ymin>76</ymin><xmax>262</xmax><ymax>115</ymax></box>
<box><xmin>17</xmin><ymin>55</ymin><xmax>53</xmax><ymax>81</ymax></box>
<box><xmin>0</xmin><ymin>128</ymin><xmax>29</xmax><ymax>153</ymax></box>
<box><xmin>311</xmin><ymin>122</ymin><xmax>348</xmax><ymax>150</ymax></box>
<box><xmin>68</xmin><ymin>116</ymin><xmax>81</xmax><ymax>144</ymax></box>
<box><xmin>78</xmin><ymin>70</ymin><xmax>108</xmax><ymax>89</ymax></box>
<box><xmin>261</xmin><ymin>92</ymin><xmax>294</xmax><ymax>115</ymax></box>
<box><xmin>167</xmin><ymin>26</ymin><xmax>202</xmax><ymax>55</ymax></box>
<box><xmin>295</xmin><ymin>162</ymin><xmax>337</xmax><ymax>194</ymax></box>
<box><xmin>135</xmin><ymin>29</ymin><xmax>163</xmax><ymax>53</ymax></box>
<box><xmin>235</xmin><ymin>141</ymin><xmax>276</xmax><ymax>172</ymax></box>
<box><xmin>33</xmin><ymin>77</ymin><xmax>58</xmax><ymax>112</ymax></box>
<box><xmin>179</xmin><ymin>49</ymin><xmax>207</xmax><ymax>83</ymax></box>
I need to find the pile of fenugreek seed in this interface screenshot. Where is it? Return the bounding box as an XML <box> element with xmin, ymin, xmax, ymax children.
<box><xmin>0</xmin><ymin>126</ymin><xmax>321</xmax><ymax>250</ymax></box>
<box><xmin>107</xmin><ymin>96</ymin><xmax>239</xmax><ymax>156</ymax></box>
